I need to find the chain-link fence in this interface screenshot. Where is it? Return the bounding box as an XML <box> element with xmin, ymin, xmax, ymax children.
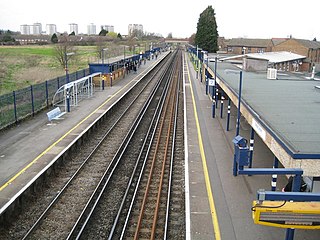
<box><xmin>0</xmin><ymin>68</ymin><xmax>89</xmax><ymax>130</ymax></box>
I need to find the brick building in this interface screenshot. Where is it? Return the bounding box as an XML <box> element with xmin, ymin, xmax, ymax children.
<box><xmin>272</xmin><ymin>38</ymin><xmax>320</xmax><ymax>71</ymax></box>
<box><xmin>225</xmin><ymin>38</ymin><xmax>273</xmax><ymax>54</ymax></box>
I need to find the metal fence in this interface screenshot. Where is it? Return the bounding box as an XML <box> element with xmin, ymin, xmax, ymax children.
<box><xmin>0</xmin><ymin>68</ymin><xmax>90</xmax><ymax>130</ymax></box>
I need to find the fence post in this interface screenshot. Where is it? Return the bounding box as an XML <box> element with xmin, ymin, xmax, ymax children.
<box><xmin>13</xmin><ymin>91</ymin><xmax>17</xmax><ymax>124</ymax></box>
<box><xmin>45</xmin><ymin>80</ymin><xmax>49</xmax><ymax>107</ymax></box>
<box><xmin>30</xmin><ymin>85</ymin><xmax>35</xmax><ymax>116</ymax></box>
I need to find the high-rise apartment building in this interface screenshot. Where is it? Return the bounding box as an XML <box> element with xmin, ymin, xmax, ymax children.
<box><xmin>32</xmin><ymin>23</ymin><xmax>42</xmax><ymax>35</ymax></box>
<box><xmin>46</xmin><ymin>24</ymin><xmax>57</xmax><ymax>35</ymax></box>
<box><xmin>69</xmin><ymin>23</ymin><xmax>78</xmax><ymax>35</ymax></box>
<box><xmin>87</xmin><ymin>23</ymin><xmax>96</xmax><ymax>35</ymax></box>
<box><xmin>101</xmin><ymin>25</ymin><xmax>114</xmax><ymax>33</ymax></box>
<box><xmin>20</xmin><ymin>24</ymin><xmax>31</xmax><ymax>35</ymax></box>
<box><xmin>128</xmin><ymin>24</ymin><xmax>143</xmax><ymax>36</ymax></box>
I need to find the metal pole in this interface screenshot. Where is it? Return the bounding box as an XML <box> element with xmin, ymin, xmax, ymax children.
<box><xmin>66</xmin><ymin>90</ymin><xmax>70</xmax><ymax>112</ymax></box>
<box><xmin>236</xmin><ymin>71</ymin><xmax>243</xmax><ymax>136</ymax></box>
<box><xmin>249</xmin><ymin>128</ymin><xmax>255</xmax><ymax>168</ymax></box>
<box><xmin>212</xmin><ymin>99</ymin><xmax>216</xmax><ymax>118</ymax></box>
<box><xmin>226</xmin><ymin>99</ymin><xmax>231</xmax><ymax>131</ymax></box>
<box><xmin>13</xmin><ymin>91</ymin><xmax>17</xmax><ymax>124</ymax></box>
<box><xmin>102</xmin><ymin>49</ymin><xmax>104</xmax><ymax>64</ymax></box>
<box><xmin>196</xmin><ymin>45</ymin><xmax>198</xmax><ymax>79</ymax></box>
<box><xmin>30</xmin><ymin>85</ymin><xmax>34</xmax><ymax>116</ymax></box>
<box><xmin>284</xmin><ymin>174</ymin><xmax>302</xmax><ymax>240</ymax></box>
<box><xmin>205</xmin><ymin>75</ymin><xmax>208</xmax><ymax>95</ymax></box>
<box><xmin>220</xmin><ymin>94</ymin><xmax>224</xmax><ymax>118</ymax></box>
<box><xmin>214</xmin><ymin>57</ymin><xmax>218</xmax><ymax>109</ymax></box>
<box><xmin>65</xmin><ymin>51</ymin><xmax>69</xmax><ymax>84</ymax></box>
<box><xmin>216</xmin><ymin>85</ymin><xmax>219</xmax><ymax>109</ymax></box>
<box><xmin>271</xmin><ymin>157</ymin><xmax>279</xmax><ymax>191</ymax></box>
<box><xmin>285</xmin><ymin>229</ymin><xmax>295</xmax><ymax>240</ymax></box>
<box><xmin>45</xmin><ymin>80</ymin><xmax>49</xmax><ymax>107</ymax></box>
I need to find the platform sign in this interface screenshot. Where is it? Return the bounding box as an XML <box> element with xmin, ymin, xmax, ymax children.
<box><xmin>209</xmin><ymin>78</ymin><xmax>215</xmax><ymax>86</ymax></box>
<box><xmin>252</xmin><ymin>118</ymin><xmax>266</xmax><ymax>141</ymax></box>
<box><xmin>252</xmin><ymin>200</ymin><xmax>320</xmax><ymax>229</ymax></box>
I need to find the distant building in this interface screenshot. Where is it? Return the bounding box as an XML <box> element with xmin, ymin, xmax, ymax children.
<box><xmin>128</xmin><ymin>24</ymin><xmax>143</xmax><ymax>37</ymax></box>
<box><xmin>20</xmin><ymin>23</ymin><xmax>42</xmax><ymax>35</ymax></box>
<box><xmin>272</xmin><ymin>38</ymin><xmax>320</xmax><ymax>71</ymax></box>
<box><xmin>225</xmin><ymin>38</ymin><xmax>273</xmax><ymax>54</ymax></box>
<box><xmin>46</xmin><ymin>24</ymin><xmax>57</xmax><ymax>35</ymax></box>
<box><xmin>20</xmin><ymin>24</ymin><xmax>31</xmax><ymax>35</ymax></box>
<box><xmin>32</xmin><ymin>23</ymin><xmax>42</xmax><ymax>35</ymax></box>
<box><xmin>101</xmin><ymin>25</ymin><xmax>114</xmax><ymax>33</ymax></box>
<box><xmin>69</xmin><ymin>23</ymin><xmax>78</xmax><ymax>35</ymax></box>
<box><xmin>87</xmin><ymin>23</ymin><xmax>96</xmax><ymax>35</ymax></box>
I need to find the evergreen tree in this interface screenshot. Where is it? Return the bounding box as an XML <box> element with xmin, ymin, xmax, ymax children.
<box><xmin>99</xmin><ymin>29</ymin><xmax>108</xmax><ymax>36</ymax></box>
<box><xmin>69</xmin><ymin>31</ymin><xmax>75</xmax><ymax>36</ymax></box>
<box><xmin>195</xmin><ymin>5</ymin><xmax>218</xmax><ymax>53</ymax></box>
<box><xmin>117</xmin><ymin>33</ymin><xmax>122</xmax><ymax>39</ymax></box>
<box><xmin>51</xmin><ymin>33</ymin><xmax>58</xmax><ymax>43</ymax></box>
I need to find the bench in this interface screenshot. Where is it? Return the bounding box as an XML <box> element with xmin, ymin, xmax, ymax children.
<box><xmin>47</xmin><ymin>107</ymin><xmax>66</xmax><ymax>121</ymax></box>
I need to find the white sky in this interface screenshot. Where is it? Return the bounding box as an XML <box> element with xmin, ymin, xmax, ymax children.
<box><xmin>0</xmin><ymin>0</ymin><xmax>319</xmax><ymax>40</ymax></box>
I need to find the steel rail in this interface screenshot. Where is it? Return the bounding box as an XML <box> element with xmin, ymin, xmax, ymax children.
<box><xmin>22</xmin><ymin>54</ymin><xmax>170</xmax><ymax>240</ymax></box>
<box><xmin>164</xmin><ymin>55</ymin><xmax>182</xmax><ymax>239</ymax></box>
<box><xmin>133</xmin><ymin>53</ymin><xmax>180</xmax><ymax>240</ymax></box>
<box><xmin>107</xmin><ymin>52</ymin><xmax>177</xmax><ymax>240</ymax></box>
<box><xmin>151</xmin><ymin>55</ymin><xmax>180</xmax><ymax>239</ymax></box>
<box><xmin>68</xmin><ymin>53</ymin><xmax>177</xmax><ymax>240</ymax></box>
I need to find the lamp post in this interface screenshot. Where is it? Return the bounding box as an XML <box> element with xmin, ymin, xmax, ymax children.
<box><xmin>101</xmin><ymin>48</ymin><xmax>108</xmax><ymax>64</ymax></box>
<box><xmin>65</xmin><ymin>52</ymin><xmax>75</xmax><ymax>84</ymax></box>
<box><xmin>225</xmin><ymin>69</ymin><xmax>243</xmax><ymax>176</ymax></box>
<box><xmin>64</xmin><ymin>52</ymin><xmax>74</xmax><ymax>112</ymax></box>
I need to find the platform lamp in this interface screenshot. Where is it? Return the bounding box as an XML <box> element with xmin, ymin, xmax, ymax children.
<box><xmin>101</xmin><ymin>48</ymin><xmax>108</xmax><ymax>64</ymax></box>
<box><xmin>225</xmin><ymin>69</ymin><xmax>243</xmax><ymax>176</ymax></box>
<box><xmin>64</xmin><ymin>52</ymin><xmax>74</xmax><ymax>112</ymax></box>
<box><xmin>65</xmin><ymin>52</ymin><xmax>75</xmax><ymax>84</ymax></box>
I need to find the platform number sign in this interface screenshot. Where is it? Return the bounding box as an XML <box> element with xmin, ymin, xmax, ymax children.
<box><xmin>209</xmin><ymin>78</ymin><xmax>215</xmax><ymax>86</ymax></box>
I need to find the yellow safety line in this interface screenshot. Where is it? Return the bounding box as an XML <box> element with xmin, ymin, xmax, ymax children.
<box><xmin>185</xmin><ymin>54</ymin><xmax>221</xmax><ymax>240</ymax></box>
<box><xmin>0</xmin><ymin>62</ymin><xmax>157</xmax><ymax>192</ymax></box>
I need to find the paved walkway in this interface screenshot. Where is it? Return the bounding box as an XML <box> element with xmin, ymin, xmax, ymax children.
<box><xmin>0</xmin><ymin>54</ymin><xmax>165</xmax><ymax>192</ymax></box>
<box><xmin>184</xmin><ymin>52</ymin><xmax>320</xmax><ymax>240</ymax></box>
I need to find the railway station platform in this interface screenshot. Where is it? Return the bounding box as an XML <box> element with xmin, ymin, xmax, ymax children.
<box><xmin>184</xmin><ymin>52</ymin><xmax>320</xmax><ymax>239</ymax></box>
<box><xmin>1</xmin><ymin>49</ymin><xmax>319</xmax><ymax>240</ymax></box>
<box><xmin>0</xmin><ymin>53</ymin><xmax>167</xmax><ymax>214</ymax></box>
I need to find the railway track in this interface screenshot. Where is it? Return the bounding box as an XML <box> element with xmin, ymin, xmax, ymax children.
<box><xmin>0</xmin><ymin>49</ymin><xmax>185</xmax><ymax>240</ymax></box>
<box><xmin>77</xmin><ymin>50</ymin><xmax>185</xmax><ymax>240</ymax></box>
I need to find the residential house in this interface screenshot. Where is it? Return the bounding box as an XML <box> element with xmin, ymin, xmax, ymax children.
<box><xmin>273</xmin><ymin>38</ymin><xmax>320</xmax><ymax>71</ymax></box>
<box><xmin>225</xmin><ymin>38</ymin><xmax>273</xmax><ymax>54</ymax></box>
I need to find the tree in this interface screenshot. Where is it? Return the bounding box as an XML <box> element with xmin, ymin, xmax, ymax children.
<box><xmin>195</xmin><ymin>5</ymin><xmax>218</xmax><ymax>53</ymax></box>
<box><xmin>167</xmin><ymin>32</ymin><xmax>173</xmax><ymax>39</ymax></box>
<box><xmin>99</xmin><ymin>29</ymin><xmax>108</xmax><ymax>36</ymax></box>
<box><xmin>51</xmin><ymin>33</ymin><xmax>58</xmax><ymax>43</ymax></box>
<box><xmin>69</xmin><ymin>31</ymin><xmax>75</xmax><ymax>36</ymax></box>
<box><xmin>189</xmin><ymin>33</ymin><xmax>196</xmax><ymax>45</ymax></box>
<box><xmin>53</xmin><ymin>35</ymin><xmax>76</xmax><ymax>70</ymax></box>
<box><xmin>117</xmin><ymin>33</ymin><xmax>122</xmax><ymax>39</ymax></box>
<box><xmin>107</xmin><ymin>32</ymin><xmax>118</xmax><ymax>39</ymax></box>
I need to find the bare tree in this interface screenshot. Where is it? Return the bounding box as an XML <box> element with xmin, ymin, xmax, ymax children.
<box><xmin>53</xmin><ymin>35</ymin><xmax>76</xmax><ymax>69</ymax></box>
<box><xmin>96</xmin><ymin>37</ymin><xmax>108</xmax><ymax>63</ymax></box>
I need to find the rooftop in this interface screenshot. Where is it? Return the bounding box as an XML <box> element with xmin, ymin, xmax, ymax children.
<box><xmin>245</xmin><ymin>51</ymin><xmax>306</xmax><ymax>63</ymax></box>
<box><xmin>208</xmin><ymin>60</ymin><xmax>320</xmax><ymax>159</ymax></box>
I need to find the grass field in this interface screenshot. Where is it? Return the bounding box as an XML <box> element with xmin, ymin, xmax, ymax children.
<box><xmin>0</xmin><ymin>42</ymin><xmax>151</xmax><ymax>95</ymax></box>
<box><xmin>0</xmin><ymin>45</ymin><xmax>100</xmax><ymax>95</ymax></box>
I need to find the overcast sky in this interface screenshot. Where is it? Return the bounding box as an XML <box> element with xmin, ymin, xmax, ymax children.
<box><xmin>0</xmin><ymin>0</ymin><xmax>319</xmax><ymax>40</ymax></box>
